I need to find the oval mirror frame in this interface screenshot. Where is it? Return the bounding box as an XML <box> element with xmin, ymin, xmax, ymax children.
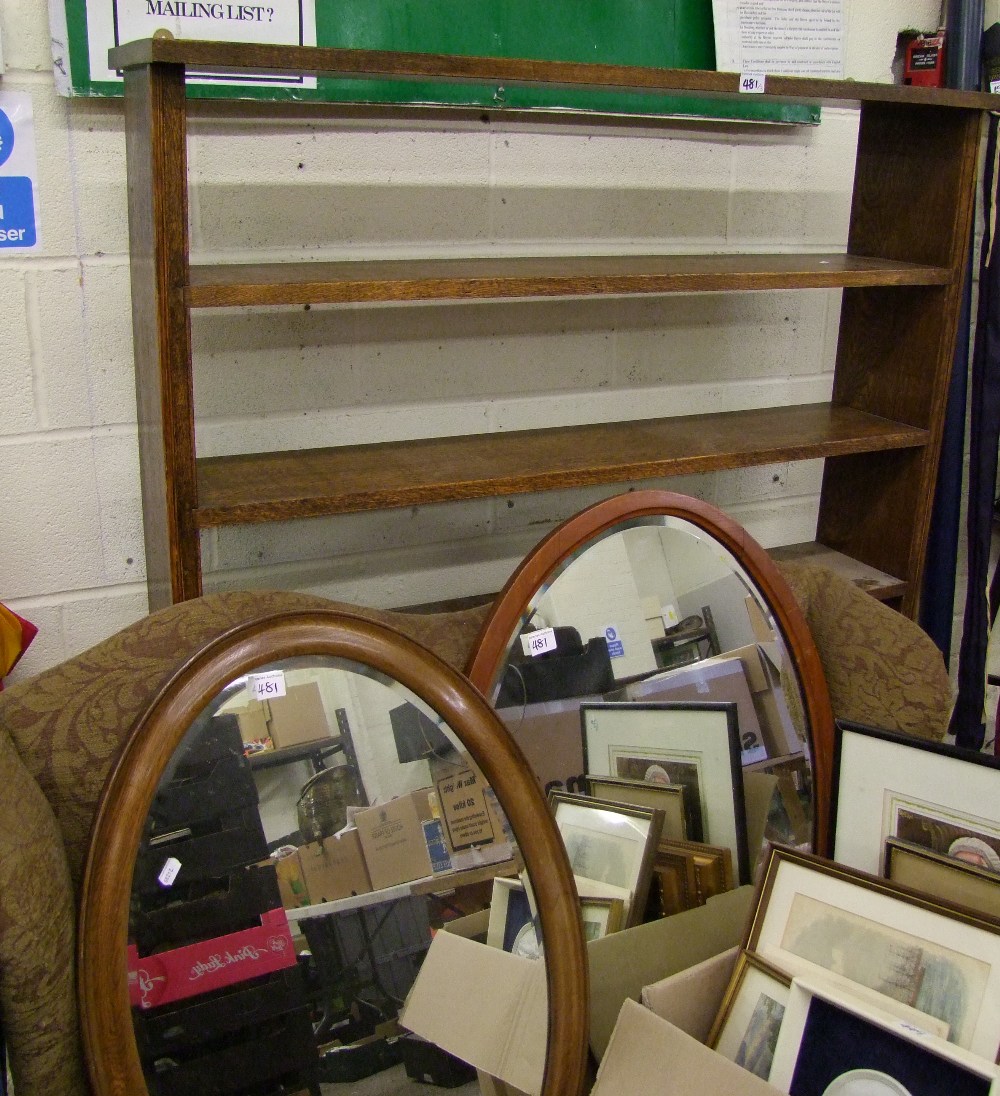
<box><xmin>466</xmin><ymin>490</ymin><xmax>835</xmax><ymax>854</ymax></box>
<box><xmin>78</xmin><ymin>609</ymin><xmax>589</xmax><ymax>1096</ymax></box>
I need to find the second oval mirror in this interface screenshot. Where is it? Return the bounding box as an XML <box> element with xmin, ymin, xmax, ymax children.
<box><xmin>467</xmin><ymin>491</ymin><xmax>835</xmax><ymax>892</ymax></box>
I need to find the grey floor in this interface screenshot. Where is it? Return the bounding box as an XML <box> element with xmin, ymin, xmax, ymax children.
<box><xmin>321</xmin><ymin>1062</ymin><xmax>479</xmax><ymax>1095</ymax></box>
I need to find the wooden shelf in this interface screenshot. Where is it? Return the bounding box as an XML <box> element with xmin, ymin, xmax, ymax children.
<box><xmin>195</xmin><ymin>404</ymin><xmax>927</xmax><ymax>527</ymax></box>
<box><xmin>108</xmin><ymin>37</ymin><xmax>1000</xmax><ymax>111</ymax></box>
<box><xmin>116</xmin><ymin>39</ymin><xmax>987</xmax><ymax>614</ymax></box>
<box><xmin>768</xmin><ymin>543</ymin><xmax>907</xmax><ymax>603</ymax></box>
<box><xmin>187</xmin><ymin>253</ymin><xmax>952</xmax><ymax>309</ymax></box>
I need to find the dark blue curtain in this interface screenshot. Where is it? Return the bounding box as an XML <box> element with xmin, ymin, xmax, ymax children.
<box><xmin>950</xmin><ymin>113</ymin><xmax>1000</xmax><ymax>749</ymax></box>
<box><xmin>921</xmin><ymin>247</ymin><xmax>972</xmax><ymax>663</ymax></box>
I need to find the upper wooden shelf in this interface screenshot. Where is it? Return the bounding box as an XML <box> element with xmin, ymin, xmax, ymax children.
<box><xmin>108</xmin><ymin>38</ymin><xmax>1000</xmax><ymax>112</ymax></box>
<box><xmin>188</xmin><ymin>253</ymin><xmax>952</xmax><ymax>309</ymax></box>
<box><xmin>195</xmin><ymin>402</ymin><xmax>927</xmax><ymax>527</ymax></box>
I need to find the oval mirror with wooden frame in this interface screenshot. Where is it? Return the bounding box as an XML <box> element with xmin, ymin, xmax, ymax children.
<box><xmin>78</xmin><ymin>610</ymin><xmax>588</xmax><ymax>1096</ymax></box>
<box><xmin>466</xmin><ymin>491</ymin><xmax>835</xmax><ymax>868</ymax></box>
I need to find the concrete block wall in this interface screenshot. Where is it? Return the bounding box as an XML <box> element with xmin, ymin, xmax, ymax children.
<box><xmin>1</xmin><ymin>0</ymin><xmax>951</xmax><ymax>685</ymax></box>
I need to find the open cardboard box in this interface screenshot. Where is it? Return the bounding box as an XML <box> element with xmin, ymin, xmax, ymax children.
<box><xmin>592</xmin><ymin>945</ymin><xmax>783</xmax><ymax>1094</ymax></box>
<box><xmin>400</xmin><ymin>885</ymin><xmax>755</xmax><ymax>1095</ymax></box>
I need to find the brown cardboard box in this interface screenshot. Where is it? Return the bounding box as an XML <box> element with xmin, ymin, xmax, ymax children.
<box><xmin>752</xmin><ymin>642</ymin><xmax>802</xmax><ymax>755</ymax></box>
<box><xmin>429</xmin><ymin>753</ymin><xmax>513</xmax><ymax>862</ymax></box>
<box><xmin>266</xmin><ymin>682</ymin><xmax>331</xmax><ymax>749</ymax></box>
<box><xmin>297</xmin><ymin>830</ymin><xmax>372</xmax><ymax>903</ymax></box>
<box><xmin>616</xmin><ymin>656</ymin><xmax>766</xmax><ymax>763</ymax></box>
<box><xmin>233</xmin><ymin>700</ymin><xmax>273</xmax><ymax>753</ymax></box>
<box><xmin>400</xmin><ymin>885</ymin><xmax>755</xmax><ymax>1094</ymax></box>
<box><xmin>496</xmin><ymin>696</ymin><xmax>603</xmax><ymax>796</ymax></box>
<box><xmin>640</xmin><ymin>946</ymin><xmax>739</xmax><ymax>1042</ymax></box>
<box><xmin>400</xmin><ymin>928</ymin><xmax>547</xmax><ymax>1095</ymax></box>
<box><xmin>591</xmin><ymin>996</ymin><xmax>781</xmax><ymax>1095</ymax></box>
<box><xmin>638</xmin><ymin>642</ymin><xmax>800</xmax><ymax>759</ymax></box>
<box><xmin>355</xmin><ymin>790</ymin><xmax>435</xmax><ymax>889</ymax></box>
<box><xmin>270</xmin><ymin>846</ymin><xmax>310</xmax><ymax>909</ymax></box>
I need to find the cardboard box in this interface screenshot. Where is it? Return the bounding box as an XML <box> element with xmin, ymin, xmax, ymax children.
<box><xmin>496</xmin><ymin>695</ymin><xmax>604</xmax><ymax>796</ymax></box>
<box><xmin>297</xmin><ymin>830</ymin><xmax>371</xmax><ymax>903</ymax></box>
<box><xmin>400</xmin><ymin>885</ymin><xmax>755</xmax><ymax>1094</ymax></box>
<box><xmin>231</xmin><ymin>700</ymin><xmax>273</xmax><ymax>754</ymax></box>
<box><xmin>127</xmin><ymin>908</ymin><xmax>297</xmax><ymax>1011</ymax></box>
<box><xmin>591</xmin><ymin>997</ymin><xmax>781</xmax><ymax>1095</ymax></box>
<box><xmin>228</xmin><ymin>682</ymin><xmax>333</xmax><ymax>753</ymax></box>
<box><xmin>640</xmin><ymin>946</ymin><xmax>738</xmax><ymax>1042</ymax></box>
<box><xmin>265</xmin><ymin>681</ymin><xmax>331</xmax><ymax>749</ymax></box>
<box><xmin>615</xmin><ymin>655</ymin><xmax>766</xmax><ymax>764</ymax></box>
<box><xmin>631</xmin><ymin>640</ymin><xmax>802</xmax><ymax>762</ymax></box>
<box><xmin>400</xmin><ymin>927</ymin><xmax>547</xmax><ymax>1095</ymax></box>
<box><xmin>355</xmin><ymin>789</ymin><xmax>435</xmax><ymax>889</ymax></box>
<box><xmin>429</xmin><ymin>752</ymin><xmax>513</xmax><ymax>863</ymax></box>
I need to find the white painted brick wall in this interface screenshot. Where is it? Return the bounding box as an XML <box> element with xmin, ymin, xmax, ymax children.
<box><xmin>0</xmin><ymin>0</ymin><xmax>962</xmax><ymax>687</ymax></box>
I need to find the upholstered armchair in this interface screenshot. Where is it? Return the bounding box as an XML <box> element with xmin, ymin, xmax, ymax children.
<box><xmin>0</xmin><ymin>589</ymin><xmax>491</xmax><ymax>1096</ymax></box>
<box><xmin>0</xmin><ymin>570</ymin><xmax>951</xmax><ymax>1095</ymax></box>
<box><xmin>776</xmin><ymin>562</ymin><xmax>953</xmax><ymax>743</ymax></box>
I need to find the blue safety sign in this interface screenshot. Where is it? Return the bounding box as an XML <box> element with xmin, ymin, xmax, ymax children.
<box><xmin>605</xmin><ymin>625</ymin><xmax>625</xmax><ymax>659</ymax></box>
<box><xmin>0</xmin><ymin>177</ymin><xmax>36</xmax><ymax>247</ymax></box>
<box><xmin>0</xmin><ymin>107</ymin><xmax>14</xmax><ymax>167</ymax></box>
<box><xmin>0</xmin><ymin>95</ymin><xmax>40</xmax><ymax>250</ymax></box>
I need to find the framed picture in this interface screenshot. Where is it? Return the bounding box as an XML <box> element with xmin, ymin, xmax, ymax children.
<box><xmin>580</xmin><ymin>701</ymin><xmax>749</xmax><ymax>883</ymax></box>
<box><xmin>745</xmin><ymin>845</ymin><xmax>1000</xmax><ymax>1060</ymax></box>
<box><xmin>768</xmin><ymin>977</ymin><xmax>1000</xmax><ymax>1095</ymax></box>
<box><xmin>707</xmin><ymin>950</ymin><xmax>791</xmax><ymax>1081</ymax></box>
<box><xmin>831</xmin><ymin>720</ymin><xmax>1000</xmax><ymax>877</ymax></box>
<box><xmin>885</xmin><ymin>838</ymin><xmax>1000</xmax><ymax>921</ymax></box>
<box><xmin>579</xmin><ymin>896</ymin><xmax>625</xmax><ymax>941</ymax></box>
<box><xmin>658</xmin><ymin>836</ymin><xmax>734</xmax><ymax>907</ymax></box>
<box><xmin>486</xmin><ymin>876</ymin><xmax>542</xmax><ymax>959</ymax></box>
<box><xmin>584</xmin><ymin>774</ymin><xmax>687</xmax><ymax>840</ymax></box>
<box><xmin>653</xmin><ymin>855</ymin><xmax>699</xmax><ymax>916</ymax></box>
<box><xmin>548</xmin><ymin>790</ymin><xmax>664</xmax><ymax>926</ymax></box>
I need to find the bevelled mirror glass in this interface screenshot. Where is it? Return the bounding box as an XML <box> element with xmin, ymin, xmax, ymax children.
<box><xmin>467</xmin><ymin>491</ymin><xmax>835</xmax><ymax>880</ymax></box>
<box><xmin>78</xmin><ymin>610</ymin><xmax>588</xmax><ymax>1096</ymax></box>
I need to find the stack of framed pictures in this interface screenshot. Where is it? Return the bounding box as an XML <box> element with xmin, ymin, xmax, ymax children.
<box><xmin>829</xmin><ymin>722</ymin><xmax>1000</xmax><ymax>921</ymax></box>
<box><xmin>548</xmin><ymin>791</ymin><xmax>664</xmax><ymax>929</ymax></box>
<box><xmin>706</xmin><ymin>844</ymin><xmax>1000</xmax><ymax>1093</ymax></box>
<box><xmin>580</xmin><ymin>701</ymin><xmax>749</xmax><ymax>911</ymax></box>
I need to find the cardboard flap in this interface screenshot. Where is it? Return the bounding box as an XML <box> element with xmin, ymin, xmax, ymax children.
<box><xmin>742</xmin><ymin>771</ymin><xmax>778</xmax><ymax>872</ymax></box>
<box><xmin>587</xmin><ymin>885</ymin><xmax>754</xmax><ymax>1059</ymax></box>
<box><xmin>640</xmin><ymin>946</ymin><xmax>739</xmax><ymax>1042</ymax></box>
<box><xmin>399</xmin><ymin>930</ymin><xmax>547</xmax><ymax>1095</ymax></box>
<box><xmin>591</xmin><ymin>998</ymin><xmax>782</xmax><ymax>1095</ymax></box>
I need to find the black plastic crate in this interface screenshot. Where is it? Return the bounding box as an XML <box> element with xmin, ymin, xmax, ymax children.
<box><xmin>144</xmin><ymin>1004</ymin><xmax>319</xmax><ymax>1096</ymax></box>
<box><xmin>131</xmin><ymin>864</ymin><xmax>282</xmax><ymax>952</ymax></box>
<box><xmin>148</xmin><ymin>752</ymin><xmax>259</xmax><ymax>830</ymax></box>
<box><xmin>134</xmin><ymin>807</ymin><xmax>268</xmax><ymax>895</ymax></box>
<box><xmin>399</xmin><ymin>1034</ymin><xmax>477</xmax><ymax>1088</ymax></box>
<box><xmin>301</xmin><ymin>894</ymin><xmax>431</xmax><ymax>1012</ymax></box>
<box><xmin>134</xmin><ymin>965</ymin><xmax>308</xmax><ymax>1057</ymax></box>
<box><xmin>173</xmin><ymin>713</ymin><xmax>246</xmax><ymax>770</ymax></box>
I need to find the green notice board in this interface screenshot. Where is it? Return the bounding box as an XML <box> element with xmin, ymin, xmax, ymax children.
<box><xmin>52</xmin><ymin>0</ymin><xmax>818</xmax><ymax>123</ymax></box>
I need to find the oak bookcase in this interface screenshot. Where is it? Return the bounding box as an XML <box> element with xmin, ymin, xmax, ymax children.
<box><xmin>108</xmin><ymin>38</ymin><xmax>996</xmax><ymax>616</ymax></box>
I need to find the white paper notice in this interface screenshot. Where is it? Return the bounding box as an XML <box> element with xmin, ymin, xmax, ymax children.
<box><xmin>87</xmin><ymin>0</ymin><xmax>318</xmax><ymax>87</ymax></box>
<box><xmin>713</xmin><ymin>0</ymin><xmax>844</xmax><ymax>79</ymax></box>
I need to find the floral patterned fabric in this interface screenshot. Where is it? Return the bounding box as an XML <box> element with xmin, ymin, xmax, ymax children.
<box><xmin>776</xmin><ymin>562</ymin><xmax>952</xmax><ymax>742</ymax></box>
<box><xmin>0</xmin><ymin>589</ymin><xmax>491</xmax><ymax>1096</ymax></box>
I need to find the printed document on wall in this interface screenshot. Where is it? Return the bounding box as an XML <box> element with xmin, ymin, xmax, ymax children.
<box><xmin>713</xmin><ymin>0</ymin><xmax>844</xmax><ymax>79</ymax></box>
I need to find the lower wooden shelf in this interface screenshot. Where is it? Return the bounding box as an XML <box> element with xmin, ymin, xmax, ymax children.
<box><xmin>767</xmin><ymin>543</ymin><xmax>907</xmax><ymax>603</ymax></box>
<box><xmin>195</xmin><ymin>402</ymin><xmax>928</xmax><ymax>527</ymax></box>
